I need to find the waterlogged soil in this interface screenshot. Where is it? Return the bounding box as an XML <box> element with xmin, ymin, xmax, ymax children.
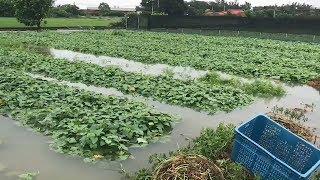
<box><xmin>50</xmin><ymin>49</ymin><xmax>209</xmax><ymax>80</ymax></box>
<box><xmin>0</xmin><ymin>74</ymin><xmax>319</xmax><ymax>180</ymax></box>
<box><xmin>308</xmin><ymin>79</ymin><xmax>320</xmax><ymax>91</ymax></box>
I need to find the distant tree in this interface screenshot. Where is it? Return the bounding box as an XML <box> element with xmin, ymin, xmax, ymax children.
<box><xmin>186</xmin><ymin>1</ymin><xmax>210</xmax><ymax>16</ymax></box>
<box><xmin>241</xmin><ymin>1</ymin><xmax>251</xmax><ymax>11</ymax></box>
<box><xmin>48</xmin><ymin>4</ymin><xmax>81</xmax><ymax>18</ymax></box>
<box><xmin>62</xmin><ymin>4</ymin><xmax>80</xmax><ymax>16</ymax></box>
<box><xmin>14</xmin><ymin>0</ymin><xmax>53</xmax><ymax>28</ymax></box>
<box><xmin>251</xmin><ymin>3</ymin><xmax>317</xmax><ymax>18</ymax></box>
<box><xmin>140</xmin><ymin>0</ymin><xmax>159</xmax><ymax>13</ymax></box>
<box><xmin>49</xmin><ymin>6</ymin><xmax>69</xmax><ymax>18</ymax></box>
<box><xmin>98</xmin><ymin>2</ymin><xmax>111</xmax><ymax>16</ymax></box>
<box><xmin>160</xmin><ymin>0</ymin><xmax>186</xmax><ymax>15</ymax></box>
<box><xmin>140</xmin><ymin>0</ymin><xmax>186</xmax><ymax>15</ymax></box>
<box><xmin>0</xmin><ymin>0</ymin><xmax>15</xmax><ymax>17</ymax></box>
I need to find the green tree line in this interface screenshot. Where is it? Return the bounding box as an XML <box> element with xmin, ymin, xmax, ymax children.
<box><xmin>138</xmin><ymin>0</ymin><xmax>320</xmax><ymax>17</ymax></box>
<box><xmin>0</xmin><ymin>0</ymin><xmax>116</xmax><ymax>18</ymax></box>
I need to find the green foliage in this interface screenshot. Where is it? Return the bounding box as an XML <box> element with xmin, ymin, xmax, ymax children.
<box><xmin>251</xmin><ymin>3</ymin><xmax>319</xmax><ymax>18</ymax></box>
<box><xmin>18</xmin><ymin>172</ymin><xmax>39</xmax><ymax>180</ymax></box>
<box><xmin>200</xmin><ymin>72</ymin><xmax>285</xmax><ymax>98</ymax></box>
<box><xmin>140</xmin><ymin>0</ymin><xmax>186</xmax><ymax>15</ymax></box>
<box><xmin>159</xmin><ymin>0</ymin><xmax>186</xmax><ymax>15</ymax></box>
<box><xmin>0</xmin><ymin>68</ymin><xmax>175</xmax><ymax>160</ymax></box>
<box><xmin>0</xmin><ymin>0</ymin><xmax>15</xmax><ymax>17</ymax></box>
<box><xmin>2</xmin><ymin>30</ymin><xmax>318</xmax><ymax>84</ymax></box>
<box><xmin>0</xmin><ymin>17</ymin><xmax>121</xmax><ymax>28</ymax></box>
<box><xmin>186</xmin><ymin>0</ymin><xmax>210</xmax><ymax>16</ymax></box>
<box><xmin>191</xmin><ymin>124</ymin><xmax>235</xmax><ymax>159</ymax></box>
<box><xmin>14</xmin><ymin>0</ymin><xmax>53</xmax><ymax>27</ymax></box>
<box><xmin>49</xmin><ymin>4</ymin><xmax>81</xmax><ymax>18</ymax></box>
<box><xmin>132</xmin><ymin>169</ymin><xmax>152</xmax><ymax>180</ymax></box>
<box><xmin>243</xmin><ymin>80</ymin><xmax>285</xmax><ymax>98</ymax></box>
<box><xmin>0</xmin><ymin>46</ymin><xmax>254</xmax><ymax>114</ymax></box>
<box><xmin>132</xmin><ymin>125</ymin><xmax>254</xmax><ymax>180</ymax></box>
<box><xmin>98</xmin><ymin>2</ymin><xmax>111</xmax><ymax>16</ymax></box>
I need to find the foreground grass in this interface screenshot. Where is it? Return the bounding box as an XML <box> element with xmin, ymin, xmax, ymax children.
<box><xmin>0</xmin><ymin>17</ymin><xmax>120</xmax><ymax>28</ymax></box>
<box><xmin>130</xmin><ymin>124</ymin><xmax>256</xmax><ymax>180</ymax></box>
<box><xmin>1</xmin><ymin>30</ymin><xmax>318</xmax><ymax>84</ymax></box>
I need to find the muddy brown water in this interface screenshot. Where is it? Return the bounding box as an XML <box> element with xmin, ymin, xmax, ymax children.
<box><xmin>0</xmin><ymin>79</ymin><xmax>319</xmax><ymax>180</ymax></box>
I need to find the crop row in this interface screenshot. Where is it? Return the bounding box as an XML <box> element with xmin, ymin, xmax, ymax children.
<box><xmin>1</xmin><ymin>31</ymin><xmax>319</xmax><ymax>83</ymax></box>
<box><xmin>0</xmin><ymin>68</ymin><xmax>176</xmax><ymax>160</ymax></box>
<box><xmin>0</xmin><ymin>46</ymin><xmax>255</xmax><ymax>114</ymax></box>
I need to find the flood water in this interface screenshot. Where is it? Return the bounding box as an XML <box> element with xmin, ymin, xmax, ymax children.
<box><xmin>1</xmin><ymin>75</ymin><xmax>319</xmax><ymax>180</ymax></box>
<box><xmin>50</xmin><ymin>49</ymin><xmax>209</xmax><ymax>80</ymax></box>
<box><xmin>1</xmin><ymin>51</ymin><xmax>320</xmax><ymax>179</ymax></box>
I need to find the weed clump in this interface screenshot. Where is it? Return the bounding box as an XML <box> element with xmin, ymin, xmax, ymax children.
<box><xmin>153</xmin><ymin>155</ymin><xmax>224</xmax><ymax>180</ymax></box>
<box><xmin>0</xmin><ymin>99</ymin><xmax>5</xmax><ymax>107</ymax></box>
<box><xmin>111</xmin><ymin>30</ymin><xmax>126</xmax><ymax>36</ymax></box>
<box><xmin>132</xmin><ymin>124</ymin><xmax>255</xmax><ymax>180</ymax></box>
<box><xmin>200</xmin><ymin>72</ymin><xmax>285</xmax><ymax>98</ymax></box>
<box><xmin>267</xmin><ymin>105</ymin><xmax>318</xmax><ymax>145</ymax></box>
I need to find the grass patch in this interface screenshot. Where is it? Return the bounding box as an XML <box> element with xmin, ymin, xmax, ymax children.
<box><xmin>130</xmin><ymin>124</ymin><xmax>257</xmax><ymax>180</ymax></box>
<box><xmin>200</xmin><ymin>72</ymin><xmax>286</xmax><ymax>98</ymax></box>
<box><xmin>0</xmin><ymin>17</ymin><xmax>121</xmax><ymax>28</ymax></box>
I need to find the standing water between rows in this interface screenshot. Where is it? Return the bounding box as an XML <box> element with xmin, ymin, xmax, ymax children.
<box><xmin>0</xmin><ymin>75</ymin><xmax>319</xmax><ymax>180</ymax></box>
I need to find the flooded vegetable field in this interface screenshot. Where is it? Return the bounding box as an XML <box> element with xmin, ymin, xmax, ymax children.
<box><xmin>0</xmin><ymin>81</ymin><xmax>319</xmax><ymax>179</ymax></box>
<box><xmin>0</xmin><ymin>30</ymin><xmax>319</xmax><ymax>179</ymax></box>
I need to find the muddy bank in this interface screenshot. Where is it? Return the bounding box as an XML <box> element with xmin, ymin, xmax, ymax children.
<box><xmin>308</xmin><ymin>79</ymin><xmax>320</xmax><ymax>91</ymax></box>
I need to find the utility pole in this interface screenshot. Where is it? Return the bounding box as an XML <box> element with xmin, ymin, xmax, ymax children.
<box><xmin>152</xmin><ymin>3</ymin><xmax>154</xmax><ymax>14</ymax></box>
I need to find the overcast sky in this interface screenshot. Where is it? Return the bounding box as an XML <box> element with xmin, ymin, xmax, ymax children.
<box><xmin>54</xmin><ymin>0</ymin><xmax>320</xmax><ymax>9</ymax></box>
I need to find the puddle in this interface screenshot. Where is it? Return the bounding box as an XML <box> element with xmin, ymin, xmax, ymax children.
<box><xmin>1</xmin><ymin>75</ymin><xmax>320</xmax><ymax>179</ymax></box>
<box><xmin>50</xmin><ymin>49</ymin><xmax>209</xmax><ymax>80</ymax></box>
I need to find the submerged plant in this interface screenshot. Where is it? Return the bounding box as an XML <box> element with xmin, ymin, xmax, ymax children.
<box><xmin>18</xmin><ymin>171</ymin><xmax>39</xmax><ymax>180</ymax></box>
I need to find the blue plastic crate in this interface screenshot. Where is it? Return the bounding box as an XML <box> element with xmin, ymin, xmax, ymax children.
<box><xmin>232</xmin><ymin>115</ymin><xmax>320</xmax><ymax>180</ymax></box>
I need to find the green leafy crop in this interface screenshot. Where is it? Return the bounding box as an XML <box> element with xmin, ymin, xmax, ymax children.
<box><xmin>1</xmin><ymin>30</ymin><xmax>319</xmax><ymax>84</ymax></box>
<box><xmin>0</xmin><ymin>47</ymin><xmax>254</xmax><ymax>114</ymax></box>
<box><xmin>0</xmin><ymin>68</ymin><xmax>176</xmax><ymax>160</ymax></box>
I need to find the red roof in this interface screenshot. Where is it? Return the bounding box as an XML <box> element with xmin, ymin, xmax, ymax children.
<box><xmin>208</xmin><ymin>9</ymin><xmax>246</xmax><ymax>17</ymax></box>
